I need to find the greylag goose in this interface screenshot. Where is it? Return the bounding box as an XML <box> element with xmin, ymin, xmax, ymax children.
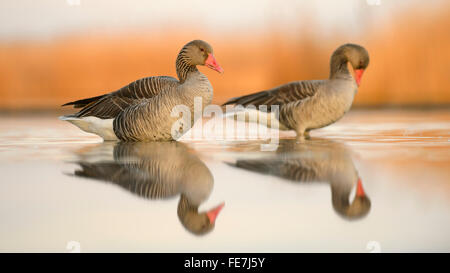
<box><xmin>61</xmin><ymin>40</ymin><xmax>223</xmax><ymax>141</ymax></box>
<box><xmin>70</xmin><ymin>142</ymin><xmax>224</xmax><ymax>235</ymax></box>
<box><xmin>227</xmin><ymin>138</ymin><xmax>371</xmax><ymax>220</ymax></box>
<box><xmin>223</xmin><ymin>44</ymin><xmax>369</xmax><ymax>138</ymax></box>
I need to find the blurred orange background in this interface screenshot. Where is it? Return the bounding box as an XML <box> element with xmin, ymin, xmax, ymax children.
<box><xmin>0</xmin><ymin>0</ymin><xmax>449</xmax><ymax>110</ymax></box>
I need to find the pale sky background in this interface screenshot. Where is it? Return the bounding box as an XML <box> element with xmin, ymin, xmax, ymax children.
<box><xmin>0</xmin><ymin>0</ymin><xmax>445</xmax><ymax>41</ymax></box>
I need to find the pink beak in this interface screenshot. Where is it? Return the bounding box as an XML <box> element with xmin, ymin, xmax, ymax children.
<box><xmin>205</xmin><ymin>53</ymin><xmax>224</xmax><ymax>73</ymax></box>
<box><xmin>356</xmin><ymin>178</ymin><xmax>365</xmax><ymax>197</ymax></box>
<box><xmin>206</xmin><ymin>202</ymin><xmax>225</xmax><ymax>224</ymax></box>
<box><xmin>354</xmin><ymin>69</ymin><xmax>364</xmax><ymax>87</ymax></box>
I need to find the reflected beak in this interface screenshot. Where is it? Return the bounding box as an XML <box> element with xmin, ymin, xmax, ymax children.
<box><xmin>356</xmin><ymin>178</ymin><xmax>365</xmax><ymax>197</ymax></box>
<box><xmin>205</xmin><ymin>53</ymin><xmax>224</xmax><ymax>73</ymax></box>
<box><xmin>206</xmin><ymin>202</ymin><xmax>225</xmax><ymax>224</ymax></box>
<box><xmin>354</xmin><ymin>69</ymin><xmax>364</xmax><ymax>87</ymax></box>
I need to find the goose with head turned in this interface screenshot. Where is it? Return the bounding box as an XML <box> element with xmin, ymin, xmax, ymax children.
<box><xmin>226</xmin><ymin>138</ymin><xmax>371</xmax><ymax>220</ymax></box>
<box><xmin>223</xmin><ymin>44</ymin><xmax>369</xmax><ymax>139</ymax></box>
<box><xmin>61</xmin><ymin>40</ymin><xmax>223</xmax><ymax>142</ymax></box>
<box><xmin>70</xmin><ymin>142</ymin><xmax>224</xmax><ymax>235</ymax></box>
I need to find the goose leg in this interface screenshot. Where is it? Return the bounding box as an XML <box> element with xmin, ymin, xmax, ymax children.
<box><xmin>296</xmin><ymin>134</ymin><xmax>306</xmax><ymax>143</ymax></box>
<box><xmin>295</xmin><ymin>127</ymin><xmax>307</xmax><ymax>143</ymax></box>
<box><xmin>304</xmin><ymin>130</ymin><xmax>311</xmax><ymax>138</ymax></box>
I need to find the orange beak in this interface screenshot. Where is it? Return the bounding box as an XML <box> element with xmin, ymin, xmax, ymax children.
<box><xmin>206</xmin><ymin>202</ymin><xmax>225</xmax><ymax>224</ymax></box>
<box><xmin>205</xmin><ymin>53</ymin><xmax>224</xmax><ymax>73</ymax></box>
<box><xmin>354</xmin><ymin>69</ymin><xmax>364</xmax><ymax>87</ymax></box>
<box><xmin>356</xmin><ymin>178</ymin><xmax>365</xmax><ymax>197</ymax></box>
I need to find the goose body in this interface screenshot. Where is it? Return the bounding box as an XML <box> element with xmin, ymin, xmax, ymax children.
<box><xmin>61</xmin><ymin>40</ymin><xmax>223</xmax><ymax>141</ymax></box>
<box><xmin>71</xmin><ymin>142</ymin><xmax>224</xmax><ymax>235</ymax></box>
<box><xmin>223</xmin><ymin>44</ymin><xmax>369</xmax><ymax>137</ymax></box>
<box><xmin>227</xmin><ymin>139</ymin><xmax>371</xmax><ymax>219</ymax></box>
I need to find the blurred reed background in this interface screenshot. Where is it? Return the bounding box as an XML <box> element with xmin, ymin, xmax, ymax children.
<box><xmin>0</xmin><ymin>0</ymin><xmax>449</xmax><ymax>111</ymax></box>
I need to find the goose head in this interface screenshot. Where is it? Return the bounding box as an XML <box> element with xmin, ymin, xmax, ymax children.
<box><xmin>330</xmin><ymin>43</ymin><xmax>370</xmax><ymax>86</ymax></box>
<box><xmin>177</xmin><ymin>165</ymin><xmax>225</xmax><ymax>236</ymax></box>
<box><xmin>178</xmin><ymin>197</ymin><xmax>225</xmax><ymax>235</ymax></box>
<box><xmin>332</xmin><ymin>178</ymin><xmax>371</xmax><ymax>220</ymax></box>
<box><xmin>180</xmin><ymin>40</ymin><xmax>224</xmax><ymax>73</ymax></box>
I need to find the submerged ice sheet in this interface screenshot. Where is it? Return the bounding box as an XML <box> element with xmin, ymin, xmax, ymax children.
<box><xmin>0</xmin><ymin>109</ymin><xmax>449</xmax><ymax>252</ymax></box>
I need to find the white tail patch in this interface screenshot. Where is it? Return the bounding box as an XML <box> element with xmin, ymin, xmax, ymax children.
<box><xmin>59</xmin><ymin>116</ymin><xmax>118</xmax><ymax>141</ymax></box>
<box><xmin>223</xmin><ymin>108</ymin><xmax>289</xmax><ymax>130</ymax></box>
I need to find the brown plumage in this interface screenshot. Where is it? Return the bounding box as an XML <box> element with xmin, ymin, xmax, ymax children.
<box><xmin>60</xmin><ymin>40</ymin><xmax>223</xmax><ymax>141</ymax></box>
<box><xmin>64</xmin><ymin>76</ymin><xmax>178</xmax><ymax>119</ymax></box>
<box><xmin>223</xmin><ymin>43</ymin><xmax>370</xmax><ymax>138</ymax></box>
<box><xmin>70</xmin><ymin>142</ymin><xmax>224</xmax><ymax>235</ymax></box>
<box><xmin>227</xmin><ymin>138</ymin><xmax>371</xmax><ymax>220</ymax></box>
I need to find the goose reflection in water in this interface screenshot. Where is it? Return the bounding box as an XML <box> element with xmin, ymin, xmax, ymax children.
<box><xmin>227</xmin><ymin>138</ymin><xmax>371</xmax><ymax>220</ymax></box>
<box><xmin>70</xmin><ymin>142</ymin><xmax>224</xmax><ymax>235</ymax></box>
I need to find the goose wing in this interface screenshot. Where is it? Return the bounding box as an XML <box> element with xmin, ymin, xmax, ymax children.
<box><xmin>228</xmin><ymin>158</ymin><xmax>320</xmax><ymax>183</ymax></box>
<box><xmin>223</xmin><ymin>80</ymin><xmax>324</xmax><ymax>111</ymax></box>
<box><xmin>63</xmin><ymin>76</ymin><xmax>178</xmax><ymax>119</ymax></box>
<box><xmin>72</xmin><ymin>143</ymin><xmax>183</xmax><ymax>199</ymax></box>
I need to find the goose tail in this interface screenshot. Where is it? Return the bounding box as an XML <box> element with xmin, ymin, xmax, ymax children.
<box><xmin>222</xmin><ymin>107</ymin><xmax>287</xmax><ymax>130</ymax></box>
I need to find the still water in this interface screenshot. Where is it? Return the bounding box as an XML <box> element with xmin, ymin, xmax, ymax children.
<box><xmin>0</xmin><ymin>109</ymin><xmax>449</xmax><ymax>252</ymax></box>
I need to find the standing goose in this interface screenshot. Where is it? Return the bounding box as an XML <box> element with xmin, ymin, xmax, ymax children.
<box><xmin>70</xmin><ymin>142</ymin><xmax>225</xmax><ymax>235</ymax></box>
<box><xmin>61</xmin><ymin>40</ymin><xmax>223</xmax><ymax>141</ymax></box>
<box><xmin>226</xmin><ymin>139</ymin><xmax>371</xmax><ymax>220</ymax></box>
<box><xmin>223</xmin><ymin>44</ymin><xmax>369</xmax><ymax>138</ymax></box>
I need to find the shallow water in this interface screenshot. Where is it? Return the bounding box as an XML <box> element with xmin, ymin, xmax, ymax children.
<box><xmin>0</xmin><ymin>109</ymin><xmax>449</xmax><ymax>252</ymax></box>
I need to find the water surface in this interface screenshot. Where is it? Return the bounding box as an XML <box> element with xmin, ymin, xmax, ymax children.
<box><xmin>0</xmin><ymin>109</ymin><xmax>449</xmax><ymax>252</ymax></box>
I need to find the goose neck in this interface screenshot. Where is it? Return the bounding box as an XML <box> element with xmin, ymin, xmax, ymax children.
<box><xmin>176</xmin><ymin>52</ymin><xmax>198</xmax><ymax>83</ymax></box>
<box><xmin>329</xmin><ymin>54</ymin><xmax>351</xmax><ymax>80</ymax></box>
<box><xmin>177</xmin><ymin>194</ymin><xmax>198</xmax><ymax>218</ymax></box>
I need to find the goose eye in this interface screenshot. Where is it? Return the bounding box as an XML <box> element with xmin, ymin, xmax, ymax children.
<box><xmin>200</xmin><ymin>48</ymin><xmax>204</xmax><ymax>52</ymax></box>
